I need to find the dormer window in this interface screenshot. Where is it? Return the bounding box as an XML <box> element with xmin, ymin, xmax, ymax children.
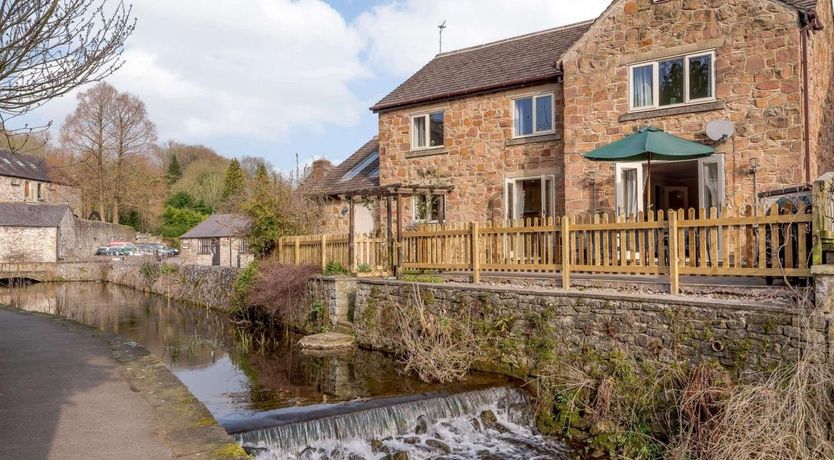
<box><xmin>629</xmin><ymin>50</ymin><xmax>715</xmax><ymax>111</ymax></box>
<box><xmin>411</xmin><ymin>111</ymin><xmax>444</xmax><ymax>150</ymax></box>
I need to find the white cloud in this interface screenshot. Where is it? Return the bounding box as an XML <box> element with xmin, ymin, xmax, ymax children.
<box><xmin>18</xmin><ymin>1</ymin><xmax>612</xmax><ymax>162</ymax></box>
<box><xmin>354</xmin><ymin>0</ymin><xmax>611</xmax><ymax>77</ymax></box>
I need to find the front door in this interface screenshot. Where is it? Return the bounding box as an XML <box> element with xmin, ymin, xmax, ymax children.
<box><xmin>615</xmin><ymin>162</ymin><xmax>644</xmax><ymax>217</ymax></box>
<box><xmin>211</xmin><ymin>238</ymin><xmax>220</xmax><ymax>266</ymax></box>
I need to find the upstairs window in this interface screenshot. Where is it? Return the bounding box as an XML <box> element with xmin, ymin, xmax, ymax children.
<box><xmin>513</xmin><ymin>93</ymin><xmax>553</xmax><ymax>137</ymax></box>
<box><xmin>413</xmin><ymin>194</ymin><xmax>442</xmax><ymax>223</ymax></box>
<box><xmin>412</xmin><ymin>111</ymin><xmax>444</xmax><ymax>150</ymax></box>
<box><xmin>629</xmin><ymin>51</ymin><xmax>714</xmax><ymax>111</ymax></box>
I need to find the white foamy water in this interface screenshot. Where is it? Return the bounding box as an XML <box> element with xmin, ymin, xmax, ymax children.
<box><xmin>236</xmin><ymin>387</ymin><xmax>571</xmax><ymax>460</ymax></box>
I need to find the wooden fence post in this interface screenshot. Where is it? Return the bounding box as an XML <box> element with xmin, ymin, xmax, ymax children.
<box><xmin>294</xmin><ymin>236</ymin><xmax>300</xmax><ymax>265</ymax></box>
<box><xmin>321</xmin><ymin>234</ymin><xmax>327</xmax><ymax>271</ymax></box>
<box><xmin>470</xmin><ymin>221</ymin><xmax>480</xmax><ymax>283</ymax></box>
<box><xmin>668</xmin><ymin>212</ymin><xmax>680</xmax><ymax>295</ymax></box>
<box><xmin>396</xmin><ymin>194</ymin><xmax>403</xmax><ymax>277</ymax></box>
<box><xmin>348</xmin><ymin>197</ymin><xmax>356</xmax><ymax>273</ymax></box>
<box><xmin>387</xmin><ymin>196</ymin><xmax>394</xmax><ymax>274</ymax></box>
<box><xmin>561</xmin><ymin>217</ymin><xmax>570</xmax><ymax>288</ymax></box>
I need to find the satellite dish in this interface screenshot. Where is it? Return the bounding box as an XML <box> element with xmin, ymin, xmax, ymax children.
<box><xmin>706</xmin><ymin>119</ymin><xmax>735</xmax><ymax>141</ymax></box>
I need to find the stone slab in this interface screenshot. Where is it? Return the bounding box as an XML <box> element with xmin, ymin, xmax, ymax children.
<box><xmin>297</xmin><ymin>332</ymin><xmax>356</xmax><ymax>350</ymax></box>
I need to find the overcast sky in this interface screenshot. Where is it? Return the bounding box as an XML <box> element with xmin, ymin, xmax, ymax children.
<box><xmin>21</xmin><ymin>0</ymin><xmax>611</xmax><ymax>172</ymax></box>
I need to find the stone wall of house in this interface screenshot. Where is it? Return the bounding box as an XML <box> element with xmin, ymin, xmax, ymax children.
<box><xmin>318</xmin><ymin>198</ymin><xmax>382</xmax><ymax>235</ymax></box>
<box><xmin>808</xmin><ymin>0</ymin><xmax>834</xmax><ymax>175</ymax></box>
<box><xmin>0</xmin><ymin>226</ymin><xmax>58</xmax><ymax>263</ymax></box>
<box><xmin>560</xmin><ymin>0</ymin><xmax>807</xmax><ymax>214</ymax></box>
<box><xmin>0</xmin><ymin>176</ymin><xmax>82</xmax><ymax>215</ymax></box>
<box><xmin>378</xmin><ymin>83</ymin><xmax>565</xmax><ymax>225</ymax></box>
<box><xmin>353</xmin><ymin>280</ymin><xmax>832</xmax><ymax>376</ymax></box>
<box><xmin>60</xmin><ymin>219</ymin><xmax>136</xmax><ymax>260</ymax></box>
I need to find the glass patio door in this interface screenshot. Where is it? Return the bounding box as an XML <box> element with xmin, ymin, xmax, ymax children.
<box><xmin>615</xmin><ymin>162</ymin><xmax>644</xmax><ymax>217</ymax></box>
<box><xmin>698</xmin><ymin>156</ymin><xmax>725</xmax><ymax>212</ymax></box>
<box><xmin>504</xmin><ymin>175</ymin><xmax>555</xmax><ymax>220</ymax></box>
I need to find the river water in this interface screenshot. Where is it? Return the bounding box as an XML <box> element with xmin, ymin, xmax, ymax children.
<box><xmin>1</xmin><ymin>282</ymin><xmax>570</xmax><ymax>459</ymax></box>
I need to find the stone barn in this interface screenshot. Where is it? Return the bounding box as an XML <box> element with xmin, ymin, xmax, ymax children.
<box><xmin>179</xmin><ymin>214</ymin><xmax>254</xmax><ymax>268</ymax></box>
<box><xmin>0</xmin><ymin>204</ymin><xmax>74</xmax><ymax>263</ymax></box>
<box><xmin>0</xmin><ymin>203</ymin><xmax>137</xmax><ymax>263</ymax></box>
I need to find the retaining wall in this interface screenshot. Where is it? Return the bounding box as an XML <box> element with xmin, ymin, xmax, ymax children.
<box><xmin>105</xmin><ymin>261</ymin><xmax>240</xmax><ymax>312</ymax></box>
<box><xmin>351</xmin><ymin>280</ymin><xmax>831</xmax><ymax>376</ymax></box>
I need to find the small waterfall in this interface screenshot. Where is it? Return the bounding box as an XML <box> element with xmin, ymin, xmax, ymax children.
<box><xmin>235</xmin><ymin>386</ymin><xmax>571</xmax><ymax>460</ymax></box>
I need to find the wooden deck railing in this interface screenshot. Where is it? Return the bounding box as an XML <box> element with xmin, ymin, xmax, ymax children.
<box><xmin>272</xmin><ymin>204</ymin><xmax>812</xmax><ymax>293</ymax></box>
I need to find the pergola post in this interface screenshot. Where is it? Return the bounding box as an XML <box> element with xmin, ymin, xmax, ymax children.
<box><xmin>348</xmin><ymin>196</ymin><xmax>355</xmax><ymax>273</ymax></box>
<box><xmin>438</xmin><ymin>194</ymin><xmax>446</xmax><ymax>224</ymax></box>
<box><xmin>396</xmin><ymin>193</ymin><xmax>404</xmax><ymax>277</ymax></box>
<box><xmin>386</xmin><ymin>196</ymin><xmax>394</xmax><ymax>274</ymax></box>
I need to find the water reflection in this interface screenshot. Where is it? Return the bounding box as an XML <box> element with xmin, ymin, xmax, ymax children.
<box><xmin>0</xmin><ymin>282</ymin><xmax>507</xmax><ymax>426</ymax></box>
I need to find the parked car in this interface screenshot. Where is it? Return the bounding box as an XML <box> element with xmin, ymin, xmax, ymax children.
<box><xmin>95</xmin><ymin>247</ymin><xmax>129</xmax><ymax>257</ymax></box>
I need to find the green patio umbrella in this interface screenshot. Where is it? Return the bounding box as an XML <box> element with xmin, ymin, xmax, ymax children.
<box><xmin>583</xmin><ymin>126</ymin><xmax>715</xmax><ymax>212</ymax></box>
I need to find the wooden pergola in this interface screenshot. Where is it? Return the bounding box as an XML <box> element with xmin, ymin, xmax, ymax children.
<box><xmin>337</xmin><ymin>183</ymin><xmax>454</xmax><ymax>275</ymax></box>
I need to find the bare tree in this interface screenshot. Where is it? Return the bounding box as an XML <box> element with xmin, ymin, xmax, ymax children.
<box><xmin>0</xmin><ymin>0</ymin><xmax>135</xmax><ymax>147</ymax></box>
<box><xmin>108</xmin><ymin>91</ymin><xmax>156</xmax><ymax>223</ymax></box>
<box><xmin>60</xmin><ymin>81</ymin><xmax>117</xmax><ymax>220</ymax></box>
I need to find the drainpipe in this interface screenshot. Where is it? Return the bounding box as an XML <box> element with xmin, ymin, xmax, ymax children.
<box><xmin>800</xmin><ymin>10</ymin><xmax>823</xmax><ymax>184</ymax></box>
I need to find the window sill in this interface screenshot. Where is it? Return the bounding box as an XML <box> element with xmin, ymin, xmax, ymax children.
<box><xmin>505</xmin><ymin>132</ymin><xmax>561</xmax><ymax>146</ymax></box>
<box><xmin>619</xmin><ymin>100</ymin><xmax>724</xmax><ymax>122</ymax></box>
<box><xmin>406</xmin><ymin>147</ymin><xmax>448</xmax><ymax>159</ymax></box>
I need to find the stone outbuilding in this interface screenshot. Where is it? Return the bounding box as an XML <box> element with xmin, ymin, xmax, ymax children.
<box><xmin>179</xmin><ymin>214</ymin><xmax>254</xmax><ymax>268</ymax></box>
<box><xmin>0</xmin><ymin>203</ymin><xmax>136</xmax><ymax>263</ymax></box>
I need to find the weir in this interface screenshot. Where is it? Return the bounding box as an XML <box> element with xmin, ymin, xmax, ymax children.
<box><xmin>234</xmin><ymin>386</ymin><xmax>571</xmax><ymax>459</ymax></box>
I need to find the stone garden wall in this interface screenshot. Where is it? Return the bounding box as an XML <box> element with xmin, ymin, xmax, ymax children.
<box><xmin>352</xmin><ymin>279</ymin><xmax>831</xmax><ymax>376</ymax></box>
<box><xmin>106</xmin><ymin>261</ymin><xmax>240</xmax><ymax>312</ymax></box>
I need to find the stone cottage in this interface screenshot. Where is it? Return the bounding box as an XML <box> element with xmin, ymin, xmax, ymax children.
<box><xmin>306</xmin><ymin>137</ymin><xmax>381</xmax><ymax>235</ymax></box>
<box><xmin>368</xmin><ymin>0</ymin><xmax>833</xmax><ymax>224</ymax></box>
<box><xmin>179</xmin><ymin>214</ymin><xmax>254</xmax><ymax>268</ymax></box>
<box><xmin>0</xmin><ymin>149</ymin><xmax>82</xmax><ymax>216</ymax></box>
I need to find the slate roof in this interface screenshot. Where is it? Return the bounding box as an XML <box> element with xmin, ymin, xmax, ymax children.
<box><xmin>180</xmin><ymin>214</ymin><xmax>252</xmax><ymax>239</ymax></box>
<box><xmin>309</xmin><ymin>137</ymin><xmax>380</xmax><ymax>197</ymax></box>
<box><xmin>0</xmin><ymin>149</ymin><xmax>51</xmax><ymax>182</ymax></box>
<box><xmin>0</xmin><ymin>203</ymin><xmax>70</xmax><ymax>227</ymax></box>
<box><xmin>782</xmin><ymin>0</ymin><xmax>818</xmax><ymax>9</ymax></box>
<box><xmin>371</xmin><ymin>21</ymin><xmax>593</xmax><ymax>112</ymax></box>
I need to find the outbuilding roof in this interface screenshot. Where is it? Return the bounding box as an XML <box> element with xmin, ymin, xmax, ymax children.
<box><xmin>0</xmin><ymin>149</ymin><xmax>51</xmax><ymax>182</ymax></box>
<box><xmin>180</xmin><ymin>213</ymin><xmax>252</xmax><ymax>239</ymax></box>
<box><xmin>371</xmin><ymin>21</ymin><xmax>592</xmax><ymax>112</ymax></box>
<box><xmin>308</xmin><ymin>137</ymin><xmax>380</xmax><ymax>197</ymax></box>
<box><xmin>783</xmin><ymin>0</ymin><xmax>818</xmax><ymax>9</ymax></box>
<box><xmin>0</xmin><ymin>203</ymin><xmax>70</xmax><ymax>227</ymax></box>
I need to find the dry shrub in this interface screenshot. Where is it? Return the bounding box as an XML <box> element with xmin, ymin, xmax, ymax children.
<box><xmin>668</xmin><ymin>362</ymin><xmax>732</xmax><ymax>458</ymax></box>
<box><xmin>702</xmin><ymin>354</ymin><xmax>833</xmax><ymax>460</ymax></box>
<box><xmin>245</xmin><ymin>261</ymin><xmax>319</xmax><ymax>324</ymax></box>
<box><xmin>393</xmin><ymin>287</ymin><xmax>482</xmax><ymax>383</ymax></box>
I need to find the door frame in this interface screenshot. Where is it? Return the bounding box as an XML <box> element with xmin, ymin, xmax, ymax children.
<box><xmin>504</xmin><ymin>175</ymin><xmax>556</xmax><ymax>220</ymax></box>
<box><xmin>615</xmin><ymin>162</ymin><xmax>644</xmax><ymax>216</ymax></box>
<box><xmin>211</xmin><ymin>238</ymin><xmax>221</xmax><ymax>266</ymax></box>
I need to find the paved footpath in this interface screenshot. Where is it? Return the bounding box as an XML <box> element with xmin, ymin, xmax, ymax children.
<box><xmin>0</xmin><ymin>308</ymin><xmax>172</xmax><ymax>460</ymax></box>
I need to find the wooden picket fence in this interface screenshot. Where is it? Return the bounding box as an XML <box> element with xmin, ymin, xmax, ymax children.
<box><xmin>401</xmin><ymin>204</ymin><xmax>812</xmax><ymax>293</ymax></box>
<box><xmin>274</xmin><ymin>233</ymin><xmax>389</xmax><ymax>276</ymax></box>
<box><xmin>272</xmin><ymin>204</ymin><xmax>812</xmax><ymax>293</ymax></box>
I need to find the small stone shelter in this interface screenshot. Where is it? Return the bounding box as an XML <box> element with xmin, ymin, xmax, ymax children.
<box><xmin>179</xmin><ymin>214</ymin><xmax>254</xmax><ymax>268</ymax></box>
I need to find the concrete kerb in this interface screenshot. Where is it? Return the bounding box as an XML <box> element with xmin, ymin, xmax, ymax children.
<box><xmin>0</xmin><ymin>304</ymin><xmax>250</xmax><ymax>460</ymax></box>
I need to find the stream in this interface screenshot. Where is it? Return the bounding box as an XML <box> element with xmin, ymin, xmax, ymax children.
<box><xmin>0</xmin><ymin>282</ymin><xmax>571</xmax><ymax>459</ymax></box>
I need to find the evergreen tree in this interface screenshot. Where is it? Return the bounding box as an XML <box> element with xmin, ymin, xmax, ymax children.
<box><xmin>222</xmin><ymin>158</ymin><xmax>245</xmax><ymax>199</ymax></box>
<box><xmin>166</xmin><ymin>154</ymin><xmax>182</xmax><ymax>184</ymax></box>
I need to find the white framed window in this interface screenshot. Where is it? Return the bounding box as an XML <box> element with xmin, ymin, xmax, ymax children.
<box><xmin>413</xmin><ymin>194</ymin><xmax>443</xmax><ymax>223</ymax></box>
<box><xmin>615</xmin><ymin>162</ymin><xmax>645</xmax><ymax>216</ymax></box>
<box><xmin>411</xmin><ymin>111</ymin><xmax>444</xmax><ymax>150</ymax></box>
<box><xmin>628</xmin><ymin>50</ymin><xmax>715</xmax><ymax>112</ymax></box>
<box><xmin>512</xmin><ymin>93</ymin><xmax>554</xmax><ymax>138</ymax></box>
<box><xmin>504</xmin><ymin>175</ymin><xmax>555</xmax><ymax>220</ymax></box>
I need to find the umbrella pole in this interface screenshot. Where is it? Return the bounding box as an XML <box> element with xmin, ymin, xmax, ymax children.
<box><xmin>646</xmin><ymin>154</ymin><xmax>652</xmax><ymax>213</ymax></box>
